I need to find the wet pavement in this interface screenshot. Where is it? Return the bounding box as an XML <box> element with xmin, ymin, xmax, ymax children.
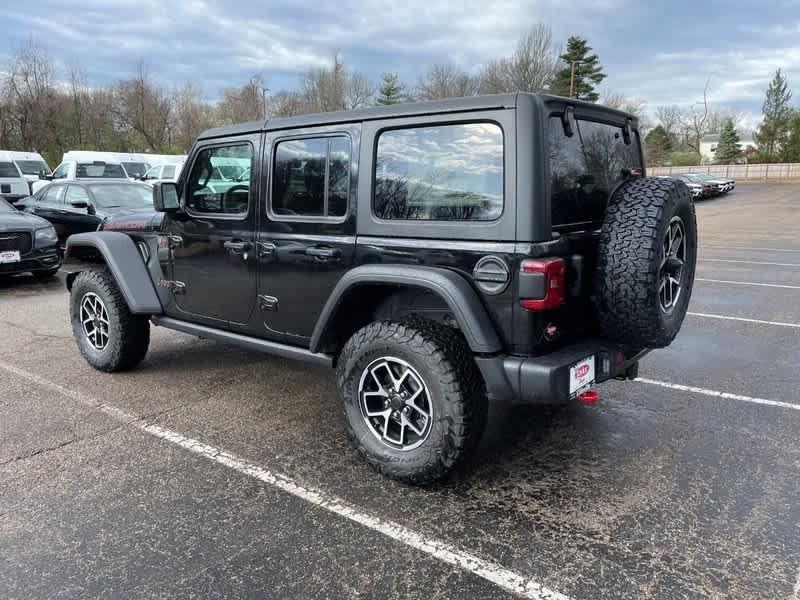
<box><xmin>1</xmin><ymin>184</ymin><xmax>799</xmax><ymax>599</ymax></box>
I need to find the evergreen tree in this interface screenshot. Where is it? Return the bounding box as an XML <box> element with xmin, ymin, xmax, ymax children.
<box><xmin>714</xmin><ymin>118</ymin><xmax>743</xmax><ymax>163</ymax></box>
<box><xmin>779</xmin><ymin>112</ymin><xmax>800</xmax><ymax>163</ymax></box>
<box><xmin>644</xmin><ymin>125</ymin><xmax>672</xmax><ymax>166</ymax></box>
<box><xmin>754</xmin><ymin>68</ymin><xmax>792</xmax><ymax>161</ymax></box>
<box><xmin>376</xmin><ymin>72</ymin><xmax>403</xmax><ymax>105</ymax></box>
<box><xmin>550</xmin><ymin>36</ymin><xmax>606</xmax><ymax>102</ymax></box>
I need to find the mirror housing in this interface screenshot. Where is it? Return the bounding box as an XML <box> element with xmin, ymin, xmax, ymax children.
<box><xmin>153</xmin><ymin>181</ymin><xmax>181</xmax><ymax>213</ymax></box>
<box><xmin>70</xmin><ymin>200</ymin><xmax>89</xmax><ymax>209</ymax></box>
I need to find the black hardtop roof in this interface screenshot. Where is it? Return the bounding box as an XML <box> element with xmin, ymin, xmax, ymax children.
<box><xmin>197</xmin><ymin>92</ymin><xmax>638</xmax><ymax>140</ymax></box>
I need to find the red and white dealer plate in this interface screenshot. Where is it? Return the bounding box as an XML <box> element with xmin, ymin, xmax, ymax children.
<box><xmin>569</xmin><ymin>355</ymin><xmax>596</xmax><ymax>397</ymax></box>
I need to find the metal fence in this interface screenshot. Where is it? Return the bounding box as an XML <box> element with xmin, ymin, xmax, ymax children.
<box><xmin>648</xmin><ymin>163</ymin><xmax>800</xmax><ymax>181</ymax></box>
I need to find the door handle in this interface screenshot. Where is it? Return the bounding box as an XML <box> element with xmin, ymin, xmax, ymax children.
<box><xmin>305</xmin><ymin>246</ymin><xmax>341</xmax><ymax>259</ymax></box>
<box><xmin>224</xmin><ymin>240</ymin><xmax>252</xmax><ymax>254</ymax></box>
<box><xmin>257</xmin><ymin>242</ymin><xmax>276</xmax><ymax>258</ymax></box>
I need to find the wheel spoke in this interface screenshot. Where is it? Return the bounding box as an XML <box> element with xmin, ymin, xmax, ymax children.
<box><xmin>402</xmin><ymin>413</ymin><xmax>425</xmax><ymax>436</ymax></box>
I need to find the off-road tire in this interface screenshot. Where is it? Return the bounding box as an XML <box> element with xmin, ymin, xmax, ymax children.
<box><xmin>594</xmin><ymin>177</ymin><xmax>697</xmax><ymax>348</ymax></box>
<box><xmin>336</xmin><ymin>320</ymin><xmax>487</xmax><ymax>484</ymax></box>
<box><xmin>70</xmin><ymin>269</ymin><xmax>150</xmax><ymax>372</ymax></box>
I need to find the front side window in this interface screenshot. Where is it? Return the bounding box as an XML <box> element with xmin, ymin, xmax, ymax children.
<box><xmin>143</xmin><ymin>166</ymin><xmax>161</xmax><ymax>180</ymax></box>
<box><xmin>0</xmin><ymin>162</ymin><xmax>21</xmax><ymax>178</ymax></box>
<box><xmin>88</xmin><ymin>184</ymin><xmax>153</xmax><ymax>209</ymax></box>
<box><xmin>186</xmin><ymin>144</ymin><xmax>252</xmax><ymax>215</ymax></box>
<box><xmin>373</xmin><ymin>123</ymin><xmax>503</xmax><ymax>221</ymax></box>
<box><xmin>162</xmin><ymin>165</ymin><xmax>176</xmax><ymax>179</ymax></box>
<box><xmin>548</xmin><ymin>116</ymin><xmax>643</xmax><ymax>227</ymax></box>
<box><xmin>271</xmin><ymin>136</ymin><xmax>350</xmax><ymax>218</ymax></box>
<box><xmin>52</xmin><ymin>164</ymin><xmax>69</xmax><ymax>179</ymax></box>
<box><xmin>43</xmin><ymin>185</ymin><xmax>65</xmax><ymax>204</ymax></box>
<box><xmin>65</xmin><ymin>186</ymin><xmax>91</xmax><ymax>205</ymax></box>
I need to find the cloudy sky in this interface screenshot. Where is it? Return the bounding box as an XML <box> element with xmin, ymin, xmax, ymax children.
<box><xmin>2</xmin><ymin>0</ymin><xmax>799</xmax><ymax>127</ymax></box>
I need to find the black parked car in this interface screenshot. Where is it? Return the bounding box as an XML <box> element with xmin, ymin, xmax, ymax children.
<box><xmin>63</xmin><ymin>94</ymin><xmax>697</xmax><ymax>483</ymax></box>
<box><xmin>0</xmin><ymin>196</ymin><xmax>61</xmax><ymax>278</ymax></box>
<box><xmin>17</xmin><ymin>181</ymin><xmax>154</xmax><ymax>245</ymax></box>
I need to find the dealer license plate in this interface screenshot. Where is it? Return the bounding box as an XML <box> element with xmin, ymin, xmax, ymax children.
<box><xmin>569</xmin><ymin>355</ymin><xmax>595</xmax><ymax>396</ymax></box>
<box><xmin>0</xmin><ymin>250</ymin><xmax>20</xmax><ymax>264</ymax></box>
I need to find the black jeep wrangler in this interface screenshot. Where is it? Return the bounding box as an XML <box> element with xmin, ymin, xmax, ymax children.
<box><xmin>64</xmin><ymin>93</ymin><xmax>697</xmax><ymax>483</ymax></box>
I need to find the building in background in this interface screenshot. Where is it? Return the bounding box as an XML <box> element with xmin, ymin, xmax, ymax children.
<box><xmin>700</xmin><ymin>133</ymin><xmax>757</xmax><ymax>163</ymax></box>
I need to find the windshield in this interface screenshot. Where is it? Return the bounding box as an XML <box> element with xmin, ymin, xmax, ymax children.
<box><xmin>0</xmin><ymin>162</ymin><xmax>21</xmax><ymax>178</ymax></box>
<box><xmin>16</xmin><ymin>160</ymin><xmax>50</xmax><ymax>175</ymax></box>
<box><xmin>77</xmin><ymin>162</ymin><xmax>127</xmax><ymax>178</ymax></box>
<box><xmin>548</xmin><ymin>116</ymin><xmax>643</xmax><ymax>227</ymax></box>
<box><xmin>0</xmin><ymin>197</ymin><xmax>15</xmax><ymax>212</ymax></box>
<box><xmin>87</xmin><ymin>184</ymin><xmax>153</xmax><ymax>209</ymax></box>
<box><xmin>121</xmin><ymin>162</ymin><xmax>150</xmax><ymax>178</ymax></box>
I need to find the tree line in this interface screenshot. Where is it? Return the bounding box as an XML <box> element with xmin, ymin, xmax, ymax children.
<box><xmin>0</xmin><ymin>27</ymin><xmax>628</xmax><ymax>166</ymax></box>
<box><xmin>645</xmin><ymin>69</ymin><xmax>800</xmax><ymax>167</ymax></box>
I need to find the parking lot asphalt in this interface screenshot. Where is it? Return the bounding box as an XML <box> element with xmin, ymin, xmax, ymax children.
<box><xmin>1</xmin><ymin>183</ymin><xmax>799</xmax><ymax>599</ymax></box>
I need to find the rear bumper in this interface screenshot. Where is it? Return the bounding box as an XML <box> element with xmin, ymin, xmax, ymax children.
<box><xmin>0</xmin><ymin>248</ymin><xmax>61</xmax><ymax>275</ymax></box>
<box><xmin>476</xmin><ymin>341</ymin><xmax>648</xmax><ymax>404</ymax></box>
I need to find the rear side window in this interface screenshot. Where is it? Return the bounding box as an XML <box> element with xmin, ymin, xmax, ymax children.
<box><xmin>186</xmin><ymin>144</ymin><xmax>252</xmax><ymax>215</ymax></box>
<box><xmin>373</xmin><ymin>123</ymin><xmax>503</xmax><ymax>221</ymax></box>
<box><xmin>0</xmin><ymin>162</ymin><xmax>20</xmax><ymax>178</ymax></box>
<box><xmin>548</xmin><ymin>116</ymin><xmax>642</xmax><ymax>227</ymax></box>
<box><xmin>271</xmin><ymin>136</ymin><xmax>351</xmax><ymax>219</ymax></box>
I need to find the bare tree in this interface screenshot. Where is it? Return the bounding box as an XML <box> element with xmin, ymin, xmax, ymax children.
<box><xmin>217</xmin><ymin>74</ymin><xmax>267</xmax><ymax>124</ymax></box>
<box><xmin>681</xmin><ymin>77</ymin><xmax>711</xmax><ymax>154</ymax></box>
<box><xmin>2</xmin><ymin>40</ymin><xmax>57</xmax><ymax>154</ymax></box>
<box><xmin>416</xmin><ymin>63</ymin><xmax>479</xmax><ymax>101</ymax></box>
<box><xmin>113</xmin><ymin>62</ymin><xmax>172</xmax><ymax>151</ymax></box>
<box><xmin>655</xmin><ymin>105</ymin><xmax>682</xmax><ymax>137</ymax></box>
<box><xmin>345</xmin><ymin>72</ymin><xmax>374</xmax><ymax>110</ymax></box>
<box><xmin>479</xmin><ymin>24</ymin><xmax>559</xmax><ymax>93</ymax></box>
<box><xmin>600</xmin><ymin>92</ymin><xmax>650</xmax><ymax>132</ymax></box>
<box><xmin>171</xmin><ymin>83</ymin><xmax>217</xmax><ymax>151</ymax></box>
<box><xmin>269</xmin><ymin>90</ymin><xmax>306</xmax><ymax>117</ymax></box>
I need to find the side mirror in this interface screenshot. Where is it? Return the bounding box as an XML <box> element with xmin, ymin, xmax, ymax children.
<box><xmin>153</xmin><ymin>181</ymin><xmax>181</xmax><ymax>213</ymax></box>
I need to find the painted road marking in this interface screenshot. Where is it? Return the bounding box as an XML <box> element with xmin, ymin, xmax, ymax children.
<box><xmin>636</xmin><ymin>378</ymin><xmax>800</xmax><ymax>412</ymax></box>
<box><xmin>0</xmin><ymin>360</ymin><xmax>570</xmax><ymax>600</ymax></box>
<box><xmin>698</xmin><ymin>258</ymin><xmax>800</xmax><ymax>267</ymax></box>
<box><xmin>688</xmin><ymin>312</ymin><xmax>800</xmax><ymax>329</ymax></box>
<box><xmin>696</xmin><ymin>278</ymin><xmax>800</xmax><ymax>290</ymax></box>
<box><xmin>701</xmin><ymin>245</ymin><xmax>800</xmax><ymax>253</ymax></box>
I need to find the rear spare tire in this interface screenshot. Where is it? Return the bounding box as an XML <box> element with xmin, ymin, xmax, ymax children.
<box><xmin>594</xmin><ymin>177</ymin><xmax>697</xmax><ymax>348</ymax></box>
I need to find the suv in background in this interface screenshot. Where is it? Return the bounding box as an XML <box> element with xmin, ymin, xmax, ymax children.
<box><xmin>0</xmin><ymin>151</ymin><xmax>51</xmax><ymax>193</ymax></box>
<box><xmin>63</xmin><ymin>94</ymin><xmax>697</xmax><ymax>483</ymax></box>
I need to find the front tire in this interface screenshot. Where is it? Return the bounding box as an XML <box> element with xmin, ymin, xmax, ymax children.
<box><xmin>336</xmin><ymin>320</ymin><xmax>487</xmax><ymax>484</ymax></box>
<box><xmin>70</xmin><ymin>270</ymin><xmax>150</xmax><ymax>372</ymax></box>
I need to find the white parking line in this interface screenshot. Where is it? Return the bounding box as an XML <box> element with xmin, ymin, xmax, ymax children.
<box><xmin>687</xmin><ymin>312</ymin><xmax>800</xmax><ymax>329</ymax></box>
<box><xmin>0</xmin><ymin>360</ymin><xmax>571</xmax><ymax>600</ymax></box>
<box><xmin>698</xmin><ymin>258</ymin><xmax>800</xmax><ymax>267</ymax></box>
<box><xmin>701</xmin><ymin>245</ymin><xmax>800</xmax><ymax>253</ymax></box>
<box><xmin>696</xmin><ymin>278</ymin><xmax>800</xmax><ymax>290</ymax></box>
<box><xmin>635</xmin><ymin>378</ymin><xmax>800</xmax><ymax>411</ymax></box>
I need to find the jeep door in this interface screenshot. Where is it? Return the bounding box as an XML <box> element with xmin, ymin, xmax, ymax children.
<box><xmin>256</xmin><ymin>127</ymin><xmax>358</xmax><ymax>344</ymax></box>
<box><xmin>163</xmin><ymin>136</ymin><xmax>259</xmax><ymax>326</ymax></box>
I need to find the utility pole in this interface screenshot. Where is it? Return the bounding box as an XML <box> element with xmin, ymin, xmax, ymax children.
<box><xmin>261</xmin><ymin>87</ymin><xmax>270</xmax><ymax>119</ymax></box>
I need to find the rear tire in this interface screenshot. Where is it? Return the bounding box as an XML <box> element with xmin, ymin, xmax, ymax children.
<box><xmin>336</xmin><ymin>320</ymin><xmax>486</xmax><ymax>484</ymax></box>
<box><xmin>594</xmin><ymin>177</ymin><xmax>697</xmax><ymax>348</ymax></box>
<box><xmin>70</xmin><ymin>270</ymin><xmax>150</xmax><ymax>372</ymax></box>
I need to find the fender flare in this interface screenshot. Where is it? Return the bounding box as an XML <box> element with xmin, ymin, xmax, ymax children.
<box><xmin>309</xmin><ymin>264</ymin><xmax>502</xmax><ymax>354</ymax></box>
<box><xmin>64</xmin><ymin>231</ymin><xmax>163</xmax><ymax>314</ymax></box>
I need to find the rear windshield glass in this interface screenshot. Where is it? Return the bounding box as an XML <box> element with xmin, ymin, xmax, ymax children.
<box><xmin>548</xmin><ymin>116</ymin><xmax>642</xmax><ymax>228</ymax></box>
<box><xmin>121</xmin><ymin>162</ymin><xmax>150</xmax><ymax>178</ymax></box>
<box><xmin>76</xmin><ymin>163</ymin><xmax>127</xmax><ymax>178</ymax></box>
<box><xmin>16</xmin><ymin>160</ymin><xmax>49</xmax><ymax>175</ymax></box>
<box><xmin>0</xmin><ymin>162</ymin><xmax>21</xmax><ymax>178</ymax></box>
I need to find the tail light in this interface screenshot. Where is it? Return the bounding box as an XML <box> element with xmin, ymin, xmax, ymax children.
<box><xmin>520</xmin><ymin>257</ymin><xmax>565</xmax><ymax>311</ymax></box>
